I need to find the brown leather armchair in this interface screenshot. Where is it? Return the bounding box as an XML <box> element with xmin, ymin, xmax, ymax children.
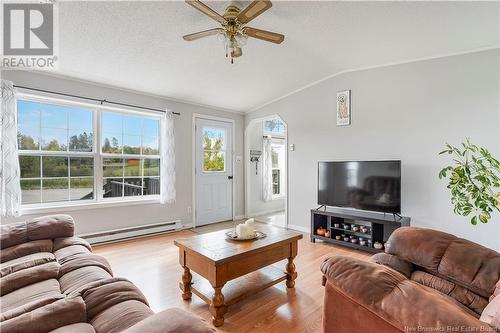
<box><xmin>321</xmin><ymin>227</ymin><xmax>500</xmax><ymax>333</ymax></box>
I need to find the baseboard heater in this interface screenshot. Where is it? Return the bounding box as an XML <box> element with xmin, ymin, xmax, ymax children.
<box><xmin>80</xmin><ymin>220</ymin><xmax>182</xmax><ymax>245</ymax></box>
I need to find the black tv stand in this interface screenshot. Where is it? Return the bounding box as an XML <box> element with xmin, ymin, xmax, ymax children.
<box><xmin>311</xmin><ymin>207</ymin><xmax>410</xmax><ymax>253</ymax></box>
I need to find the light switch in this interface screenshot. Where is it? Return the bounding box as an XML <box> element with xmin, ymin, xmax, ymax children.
<box><xmin>290</xmin><ymin>144</ymin><xmax>295</xmax><ymax>151</ymax></box>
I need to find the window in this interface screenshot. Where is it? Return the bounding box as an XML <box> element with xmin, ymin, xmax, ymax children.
<box><xmin>271</xmin><ymin>142</ymin><xmax>286</xmax><ymax>197</ymax></box>
<box><xmin>101</xmin><ymin>111</ymin><xmax>160</xmax><ymax>198</ymax></box>
<box><xmin>202</xmin><ymin>127</ymin><xmax>226</xmax><ymax>172</ymax></box>
<box><xmin>263</xmin><ymin>118</ymin><xmax>285</xmax><ymax>137</ymax></box>
<box><xmin>17</xmin><ymin>97</ymin><xmax>162</xmax><ymax>207</ymax></box>
<box><xmin>18</xmin><ymin>100</ymin><xmax>95</xmax><ymax>205</ymax></box>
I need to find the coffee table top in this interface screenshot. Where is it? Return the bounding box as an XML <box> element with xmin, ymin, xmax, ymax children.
<box><xmin>174</xmin><ymin>224</ymin><xmax>303</xmax><ymax>264</ymax></box>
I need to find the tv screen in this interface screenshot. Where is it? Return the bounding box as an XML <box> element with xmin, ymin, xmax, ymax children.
<box><xmin>318</xmin><ymin>161</ymin><xmax>401</xmax><ymax>213</ymax></box>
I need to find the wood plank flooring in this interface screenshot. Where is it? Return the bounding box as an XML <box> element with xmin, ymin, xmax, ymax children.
<box><xmin>93</xmin><ymin>223</ymin><xmax>369</xmax><ymax>333</ymax></box>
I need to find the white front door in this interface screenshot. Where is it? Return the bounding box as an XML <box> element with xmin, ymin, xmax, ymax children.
<box><xmin>195</xmin><ymin>118</ymin><xmax>233</xmax><ymax>226</ymax></box>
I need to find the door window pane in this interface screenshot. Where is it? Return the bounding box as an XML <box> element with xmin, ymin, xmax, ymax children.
<box><xmin>202</xmin><ymin>128</ymin><xmax>226</xmax><ymax>150</ymax></box>
<box><xmin>204</xmin><ymin>152</ymin><xmax>225</xmax><ymax>172</ymax></box>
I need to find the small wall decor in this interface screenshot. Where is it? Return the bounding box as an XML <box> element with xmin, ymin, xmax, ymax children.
<box><xmin>336</xmin><ymin>90</ymin><xmax>351</xmax><ymax>126</ymax></box>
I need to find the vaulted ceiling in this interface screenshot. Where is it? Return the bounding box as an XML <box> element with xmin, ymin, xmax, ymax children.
<box><xmin>55</xmin><ymin>1</ymin><xmax>499</xmax><ymax>112</ymax></box>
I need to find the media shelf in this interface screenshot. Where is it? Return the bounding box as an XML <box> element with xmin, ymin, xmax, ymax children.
<box><xmin>311</xmin><ymin>207</ymin><xmax>410</xmax><ymax>253</ymax></box>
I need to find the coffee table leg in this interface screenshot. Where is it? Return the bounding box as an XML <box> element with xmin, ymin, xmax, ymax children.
<box><xmin>286</xmin><ymin>257</ymin><xmax>297</xmax><ymax>288</ymax></box>
<box><xmin>209</xmin><ymin>285</ymin><xmax>227</xmax><ymax>327</ymax></box>
<box><xmin>181</xmin><ymin>267</ymin><xmax>192</xmax><ymax>300</ymax></box>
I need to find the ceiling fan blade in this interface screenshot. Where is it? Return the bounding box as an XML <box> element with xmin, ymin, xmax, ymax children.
<box><xmin>185</xmin><ymin>0</ymin><xmax>226</xmax><ymax>25</ymax></box>
<box><xmin>243</xmin><ymin>27</ymin><xmax>284</xmax><ymax>44</ymax></box>
<box><xmin>183</xmin><ymin>28</ymin><xmax>224</xmax><ymax>41</ymax></box>
<box><xmin>237</xmin><ymin>0</ymin><xmax>272</xmax><ymax>24</ymax></box>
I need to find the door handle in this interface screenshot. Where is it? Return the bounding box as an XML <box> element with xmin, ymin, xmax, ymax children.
<box><xmin>228</xmin><ymin>176</ymin><xmax>233</xmax><ymax>180</ymax></box>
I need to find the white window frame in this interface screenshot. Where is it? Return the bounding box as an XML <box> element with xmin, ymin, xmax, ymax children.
<box><xmin>16</xmin><ymin>93</ymin><xmax>162</xmax><ymax>215</ymax></box>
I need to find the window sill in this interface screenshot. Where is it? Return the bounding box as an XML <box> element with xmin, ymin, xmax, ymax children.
<box><xmin>20</xmin><ymin>196</ymin><xmax>161</xmax><ymax>215</ymax></box>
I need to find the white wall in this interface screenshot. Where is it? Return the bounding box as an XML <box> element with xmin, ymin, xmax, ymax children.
<box><xmin>246</xmin><ymin>50</ymin><xmax>500</xmax><ymax>251</ymax></box>
<box><xmin>1</xmin><ymin>71</ymin><xmax>245</xmax><ymax>235</ymax></box>
<box><xmin>246</xmin><ymin>119</ymin><xmax>286</xmax><ymax>216</ymax></box>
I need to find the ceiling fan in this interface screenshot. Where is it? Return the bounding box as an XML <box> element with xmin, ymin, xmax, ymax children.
<box><xmin>183</xmin><ymin>0</ymin><xmax>284</xmax><ymax>63</ymax></box>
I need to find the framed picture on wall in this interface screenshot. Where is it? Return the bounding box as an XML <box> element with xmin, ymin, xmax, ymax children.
<box><xmin>336</xmin><ymin>90</ymin><xmax>351</xmax><ymax>126</ymax></box>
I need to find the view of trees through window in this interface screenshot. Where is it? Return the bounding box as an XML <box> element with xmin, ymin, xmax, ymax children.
<box><xmin>17</xmin><ymin>99</ymin><xmax>162</xmax><ymax>205</ymax></box>
<box><xmin>203</xmin><ymin>127</ymin><xmax>226</xmax><ymax>172</ymax></box>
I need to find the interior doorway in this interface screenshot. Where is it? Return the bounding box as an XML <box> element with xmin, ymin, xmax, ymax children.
<box><xmin>245</xmin><ymin>115</ymin><xmax>287</xmax><ymax>228</ymax></box>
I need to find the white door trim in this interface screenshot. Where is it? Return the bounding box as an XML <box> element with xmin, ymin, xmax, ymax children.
<box><xmin>244</xmin><ymin>114</ymin><xmax>288</xmax><ymax>229</ymax></box>
<box><xmin>192</xmin><ymin>113</ymin><xmax>236</xmax><ymax>228</ymax></box>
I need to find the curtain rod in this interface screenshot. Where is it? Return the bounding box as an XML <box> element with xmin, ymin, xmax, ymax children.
<box><xmin>13</xmin><ymin>85</ymin><xmax>181</xmax><ymax>116</ymax></box>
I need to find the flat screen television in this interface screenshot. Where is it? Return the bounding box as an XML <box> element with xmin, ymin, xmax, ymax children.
<box><xmin>318</xmin><ymin>161</ymin><xmax>401</xmax><ymax>214</ymax></box>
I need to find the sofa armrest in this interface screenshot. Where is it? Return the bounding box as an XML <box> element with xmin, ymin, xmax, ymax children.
<box><xmin>122</xmin><ymin>308</ymin><xmax>215</xmax><ymax>333</ymax></box>
<box><xmin>321</xmin><ymin>255</ymin><xmax>492</xmax><ymax>332</ymax></box>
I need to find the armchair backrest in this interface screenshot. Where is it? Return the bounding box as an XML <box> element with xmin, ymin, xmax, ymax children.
<box><xmin>385</xmin><ymin>227</ymin><xmax>500</xmax><ymax>299</ymax></box>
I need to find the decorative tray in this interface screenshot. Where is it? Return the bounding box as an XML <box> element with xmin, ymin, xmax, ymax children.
<box><xmin>225</xmin><ymin>230</ymin><xmax>266</xmax><ymax>241</ymax></box>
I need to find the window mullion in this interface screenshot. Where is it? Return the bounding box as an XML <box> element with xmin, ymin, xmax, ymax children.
<box><xmin>95</xmin><ymin>108</ymin><xmax>103</xmax><ymax>202</ymax></box>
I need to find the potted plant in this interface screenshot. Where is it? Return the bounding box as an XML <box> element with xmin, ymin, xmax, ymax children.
<box><xmin>439</xmin><ymin>139</ymin><xmax>500</xmax><ymax>224</ymax></box>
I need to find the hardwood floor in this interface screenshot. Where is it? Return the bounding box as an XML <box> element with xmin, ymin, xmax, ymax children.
<box><xmin>93</xmin><ymin>223</ymin><xmax>369</xmax><ymax>333</ymax></box>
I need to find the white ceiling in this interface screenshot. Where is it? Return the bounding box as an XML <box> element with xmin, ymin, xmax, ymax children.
<box><xmin>55</xmin><ymin>1</ymin><xmax>499</xmax><ymax>112</ymax></box>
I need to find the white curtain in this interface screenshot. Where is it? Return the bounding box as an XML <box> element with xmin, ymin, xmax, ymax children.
<box><xmin>0</xmin><ymin>80</ymin><xmax>21</xmax><ymax>217</ymax></box>
<box><xmin>262</xmin><ymin>136</ymin><xmax>273</xmax><ymax>202</ymax></box>
<box><xmin>160</xmin><ymin>110</ymin><xmax>176</xmax><ymax>204</ymax></box>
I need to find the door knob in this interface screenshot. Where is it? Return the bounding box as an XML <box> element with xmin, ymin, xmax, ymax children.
<box><xmin>228</xmin><ymin>176</ymin><xmax>233</xmax><ymax>180</ymax></box>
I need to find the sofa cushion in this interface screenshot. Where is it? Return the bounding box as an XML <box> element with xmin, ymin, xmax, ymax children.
<box><xmin>480</xmin><ymin>294</ymin><xmax>500</xmax><ymax>329</ymax></box>
<box><xmin>90</xmin><ymin>300</ymin><xmax>154</xmax><ymax>333</ymax></box>
<box><xmin>0</xmin><ymin>278</ymin><xmax>62</xmax><ymax>312</ymax></box>
<box><xmin>123</xmin><ymin>308</ymin><xmax>216</xmax><ymax>333</ymax></box>
<box><xmin>385</xmin><ymin>227</ymin><xmax>500</xmax><ymax>298</ymax></box>
<box><xmin>1</xmin><ymin>294</ymin><xmax>65</xmax><ymax>322</ymax></box>
<box><xmin>0</xmin><ymin>222</ymin><xmax>27</xmax><ymax>249</ymax></box>
<box><xmin>53</xmin><ymin>237</ymin><xmax>92</xmax><ymax>252</ymax></box>
<box><xmin>59</xmin><ymin>266</ymin><xmax>112</xmax><ymax>295</ymax></box>
<box><xmin>54</xmin><ymin>244</ymin><xmax>92</xmax><ymax>262</ymax></box>
<box><xmin>0</xmin><ymin>240</ymin><xmax>53</xmax><ymax>263</ymax></box>
<box><xmin>0</xmin><ymin>296</ymin><xmax>86</xmax><ymax>333</ymax></box>
<box><xmin>59</xmin><ymin>253</ymin><xmax>112</xmax><ymax>277</ymax></box>
<box><xmin>370</xmin><ymin>253</ymin><xmax>414</xmax><ymax>278</ymax></box>
<box><xmin>411</xmin><ymin>270</ymin><xmax>487</xmax><ymax>315</ymax></box>
<box><xmin>49</xmin><ymin>323</ymin><xmax>96</xmax><ymax>333</ymax></box>
<box><xmin>1</xmin><ymin>261</ymin><xmax>60</xmax><ymax>296</ymax></box>
<box><xmin>27</xmin><ymin>215</ymin><xmax>74</xmax><ymax>241</ymax></box>
<box><xmin>1</xmin><ymin>252</ymin><xmax>55</xmax><ymax>277</ymax></box>
<box><xmin>80</xmin><ymin>278</ymin><xmax>149</xmax><ymax>320</ymax></box>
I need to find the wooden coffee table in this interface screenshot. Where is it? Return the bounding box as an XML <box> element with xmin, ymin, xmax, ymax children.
<box><xmin>174</xmin><ymin>224</ymin><xmax>303</xmax><ymax>326</ymax></box>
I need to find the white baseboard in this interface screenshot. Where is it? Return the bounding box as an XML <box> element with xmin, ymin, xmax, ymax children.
<box><xmin>249</xmin><ymin>208</ymin><xmax>286</xmax><ymax>217</ymax></box>
<box><xmin>233</xmin><ymin>215</ymin><xmax>245</xmax><ymax>220</ymax></box>
<box><xmin>80</xmin><ymin>220</ymin><xmax>182</xmax><ymax>245</ymax></box>
<box><xmin>287</xmin><ymin>224</ymin><xmax>310</xmax><ymax>234</ymax></box>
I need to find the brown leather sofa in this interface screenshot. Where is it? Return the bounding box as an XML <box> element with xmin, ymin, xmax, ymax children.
<box><xmin>321</xmin><ymin>227</ymin><xmax>500</xmax><ymax>333</ymax></box>
<box><xmin>0</xmin><ymin>215</ymin><xmax>215</xmax><ymax>333</ymax></box>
